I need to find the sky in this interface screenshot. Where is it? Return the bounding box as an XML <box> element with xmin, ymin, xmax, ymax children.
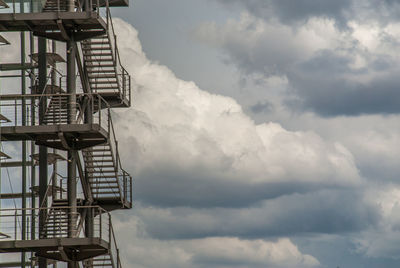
<box><xmin>2</xmin><ymin>0</ymin><xmax>400</xmax><ymax>267</ymax></box>
<box><xmin>101</xmin><ymin>0</ymin><xmax>400</xmax><ymax>267</ymax></box>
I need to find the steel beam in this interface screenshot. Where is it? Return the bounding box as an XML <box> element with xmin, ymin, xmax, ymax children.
<box><xmin>38</xmin><ymin>36</ymin><xmax>48</xmax><ymax>268</ymax></box>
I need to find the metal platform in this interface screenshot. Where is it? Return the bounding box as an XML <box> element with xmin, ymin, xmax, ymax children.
<box><xmin>100</xmin><ymin>92</ymin><xmax>130</xmax><ymax>108</ymax></box>
<box><xmin>0</xmin><ymin>124</ymin><xmax>108</xmax><ymax>150</ymax></box>
<box><xmin>95</xmin><ymin>197</ymin><xmax>132</xmax><ymax>212</ymax></box>
<box><xmin>0</xmin><ymin>238</ymin><xmax>109</xmax><ymax>261</ymax></box>
<box><xmin>99</xmin><ymin>0</ymin><xmax>128</xmax><ymax>7</ymax></box>
<box><xmin>0</xmin><ymin>11</ymin><xmax>106</xmax><ymax>41</ymax></box>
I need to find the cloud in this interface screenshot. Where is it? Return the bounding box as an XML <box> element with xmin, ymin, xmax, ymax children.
<box><xmin>193</xmin><ymin>14</ymin><xmax>342</xmax><ymax>76</ymax></box>
<box><xmin>249</xmin><ymin>101</ymin><xmax>273</xmax><ymax>114</ymax></box>
<box><xmin>136</xmin><ymin>190</ymin><xmax>379</xmax><ymax>240</ymax></box>
<box><xmin>114</xmin><ymin>216</ymin><xmax>320</xmax><ymax>268</ymax></box>
<box><xmin>112</xmin><ymin>18</ymin><xmax>362</xmax><ymax>210</ymax></box>
<box><xmin>215</xmin><ymin>0</ymin><xmax>351</xmax><ymax>26</ymax></box>
<box><xmin>354</xmin><ymin>186</ymin><xmax>400</xmax><ymax>260</ymax></box>
<box><xmin>193</xmin><ymin>12</ymin><xmax>400</xmax><ymax>116</ymax></box>
<box><xmin>106</xmin><ymin>18</ymin><xmax>378</xmax><ymax>266</ymax></box>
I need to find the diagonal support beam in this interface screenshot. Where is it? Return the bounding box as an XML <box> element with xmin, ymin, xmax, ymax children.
<box><xmin>74</xmin><ymin>43</ymin><xmax>90</xmax><ymax>94</ymax></box>
<box><xmin>58</xmin><ymin>246</ymin><xmax>71</xmax><ymax>262</ymax></box>
<box><xmin>72</xmin><ymin>150</ymin><xmax>93</xmax><ymax>202</ymax></box>
<box><xmin>58</xmin><ymin>132</ymin><xmax>71</xmax><ymax>150</ymax></box>
<box><xmin>56</xmin><ymin>20</ymin><xmax>70</xmax><ymax>41</ymax></box>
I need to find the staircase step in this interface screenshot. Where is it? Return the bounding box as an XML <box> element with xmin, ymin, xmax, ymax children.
<box><xmin>86</xmin><ymin>41</ymin><xmax>110</xmax><ymax>45</ymax></box>
<box><xmin>85</xmin><ymin>55</ymin><xmax>113</xmax><ymax>62</ymax></box>
<box><xmin>89</xmin><ymin>169</ymin><xmax>117</xmax><ymax>173</ymax></box>
<box><xmin>89</xmin><ymin>175</ymin><xmax>118</xmax><ymax>178</ymax></box>
<box><xmin>87</xmin><ymin>69</ymin><xmax>116</xmax><ymax>73</ymax></box>
<box><xmin>89</xmin><ymin>81</ymin><xmax>118</xmax><ymax>84</ymax></box>
<box><xmin>91</xmin><ymin>86</ymin><xmax>120</xmax><ymax>90</ymax></box>
<box><xmin>91</xmin><ymin>185</ymin><xmax>120</xmax><ymax>189</ymax></box>
<box><xmin>86</xmin><ymin>64</ymin><xmax>116</xmax><ymax>68</ymax></box>
<box><xmin>84</xmin><ymin>52</ymin><xmax>113</xmax><ymax>56</ymax></box>
<box><xmin>82</xmin><ymin>47</ymin><xmax>112</xmax><ymax>51</ymax></box>
<box><xmin>85</xmin><ymin>160</ymin><xmax>114</xmax><ymax>163</ymax></box>
<box><xmin>86</xmin><ymin>165</ymin><xmax>115</xmax><ymax>168</ymax></box>
<box><xmin>88</xmin><ymin>148</ymin><xmax>111</xmax><ymax>152</ymax></box>
<box><xmin>88</xmin><ymin>74</ymin><xmax>117</xmax><ymax>79</ymax></box>
<box><xmin>89</xmin><ymin>180</ymin><xmax>119</xmax><ymax>184</ymax></box>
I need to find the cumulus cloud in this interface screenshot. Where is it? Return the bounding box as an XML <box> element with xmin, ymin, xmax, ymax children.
<box><xmin>193</xmin><ymin>12</ymin><xmax>400</xmax><ymax>116</ymax></box>
<box><xmin>105</xmin><ymin>18</ymin><xmax>378</xmax><ymax>267</ymax></box>
<box><xmin>114</xmin><ymin>215</ymin><xmax>320</xmax><ymax>268</ymax></box>
<box><xmin>136</xmin><ymin>190</ymin><xmax>379</xmax><ymax>240</ymax></box>
<box><xmin>112</xmin><ymin>18</ymin><xmax>362</xmax><ymax>210</ymax></box>
<box><xmin>354</xmin><ymin>186</ymin><xmax>400</xmax><ymax>259</ymax></box>
<box><xmin>193</xmin><ymin>14</ymin><xmax>343</xmax><ymax>76</ymax></box>
<box><xmin>215</xmin><ymin>0</ymin><xmax>351</xmax><ymax>26</ymax></box>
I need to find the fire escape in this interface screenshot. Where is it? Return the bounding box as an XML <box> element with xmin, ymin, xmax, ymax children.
<box><xmin>0</xmin><ymin>0</ymin><xmax>132</xmax><ymax>266</ymax></box>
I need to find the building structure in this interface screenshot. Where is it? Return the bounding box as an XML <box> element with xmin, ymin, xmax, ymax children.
<box><xmin>0</xmin><ymin>0</ymin><xmax>132</xmax><ymax>266</ymax></box>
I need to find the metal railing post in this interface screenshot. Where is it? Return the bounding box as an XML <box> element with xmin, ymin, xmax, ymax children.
<box><xmin>14</xmin><ymin>210</ymin><xmax>17</xmax><ymax>239</ymax></box>
<box><xmin>98</xmin><ymin>95</ymin><xmax>101</xmax><ymax>126</ymax></box>
<box><xmin>108</xmin><ymin>215</ymin><xmax>111</xmax><ymax>244</ymax></box>
<box><xmin>99</xmin><ymin>209</ymin><xmax>102</xmax><ymax>240</ymax></box>
<box><xmin>117</xmin><ymin>248</ymin><xmax>120</xmax><ymax>267</ymax></box>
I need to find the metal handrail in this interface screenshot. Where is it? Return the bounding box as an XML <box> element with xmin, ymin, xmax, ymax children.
<box><xmin>105</xmin><ymin>6</ymin><xmax>131</xmax><ymax>104</ymax></box>
<box><xmin>0</xmin><ymin>205</ymin><xmax>110</xmax><ymax>242</ymax></box>
<box><xmin>0</xmin><ymin>92</ymin><xmax>111</xmax><ymax>134</ymax></box>
<box><xmin>108</xmin><ymin>111</ymin><xmax>133</xmax><ymax>205</ymax></box>
<box><xmin>1</xmin><ymin>0</ymin><xmax>108</xmax><ymax>14</ymax></box>
<box><xmin>109</xmin><ymin>216</ymin><xmax>122</xmax><ymax>268</ymax></box>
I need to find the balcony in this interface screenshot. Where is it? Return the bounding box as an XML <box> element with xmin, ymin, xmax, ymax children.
<box><xmin>0</xmin><ymin>0</ymin><xmax>112</xmax><ymax>41</ymax></box>
<box><xmin>0</xmin><ymin>206</ymin><xmax>112</xmax><ymax>261</ymax></box>
<box><xmin>0</xmin><ymin>93</ymin><xmax>111</xmax><ymax>150</ymax></box>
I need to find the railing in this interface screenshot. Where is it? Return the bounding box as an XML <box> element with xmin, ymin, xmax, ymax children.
<box><xmin>109</xmin><ymin>112</ymin><xmax>132</xmax><ymax>207</ymax></box>
<box><xmin>0</xmin><ymin>0</ymin><xmax>106</xmax><ymax>15</ymax></box>
<box><xmin>120</xmin><ymin>170</ymin><xmax>132</xmax><ymax>207</ymax></box>
<box><xmin>109</xmin><ymin>217</ymin><xmax>122</xmax><ymax>268</ymax></box>
<box><xmin>0</xmin><ymin>93</ymin><xmax>111</xmax><ymax>134</ymax></box>
<box><xmin>83</xmin><ymin>215</ymin><xmax>122</xmax><ymax>268</ymax></box>
<box><xmin>105</xmin><ymin>5</ymin><xmax>131</xmax><ymax>106</ymax></box>
<box><xmin>0</xmin><ymin>206</ymin><xmax>110</xmax><ymax>242</ymax></box>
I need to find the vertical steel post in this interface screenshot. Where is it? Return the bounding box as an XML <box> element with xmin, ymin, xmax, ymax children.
<box><xmin>29</xmin><ymin>31</ymin><xmax>37</xmax><ymax>268</ymax></box>
<box><xmin>68</xmin><ymin>0</ymin><xmax>74</xmax><ymax>12</ymax></box>
<box><xmin>20</xmin><ymin>26</ymin><xmax>27</xmax><ymax>268</ymax></box>
<box><xmin>51</xmin><ymin>41</ymin><xmax>58</xmax><ymax>213</ymax></box>
<box><xmin>51</xmin><ymin>41</ymin><xmax>59</xmax><ymax>268</ymax></box>
<box><xmin>67</xmin><ymin>38</ymin><xmax>78</xmax><ymax>268</ymax></box>
<box><xmin>38</xmin><ymin>36</ymin><xmax>48</xmax><ymax>268</ymax></box>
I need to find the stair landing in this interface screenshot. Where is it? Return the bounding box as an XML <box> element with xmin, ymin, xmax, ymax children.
<box><xmin>0</xmin><ymin>238</ymin><xmax>109</xmax><ymax>262</ymax></box>
<box><xmin>0</xmin><ymin>124</ymin><xmax>108</xmax><ymax>150</ymax></box>
<box><xmin>0</xmin><ymin>12</ymin><xmax>106</xmax><ymax>41</ymax></box>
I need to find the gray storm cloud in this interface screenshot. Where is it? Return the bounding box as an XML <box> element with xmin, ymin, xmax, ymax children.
<box><xmin>104</xmin><ymin>18</ymin><xmax>383</xmax><ymax>267</ymax></box>
<box><xmin>193</xmin><ymin>11</ymin><xmax>400</xmax><ymax>116</ymax></box>
<box><xmin>112</xmin><ymin>18</ymin><xmax>362</xmax><ymax>210</ymax></box>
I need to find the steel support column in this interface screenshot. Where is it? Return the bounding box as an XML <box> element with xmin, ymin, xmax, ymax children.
<box><xmin>67</xmin><ymin>38</ymin><xmax>78</xmax><ymax>268</ymax></box>
<box><xmin>20</xmin><ymin>28</ymin><xmax>27</xmax><ymax>268</ymax></box>
<box><xmin>38</xmin><ymin>36</ymin><xmax>48</xmax><ymax>268</ymax></box>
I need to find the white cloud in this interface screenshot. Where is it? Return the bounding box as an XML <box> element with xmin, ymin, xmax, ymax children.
<box><xmin>354</xmin><ymin>186</ymin><xmax>400</xmax><ymax>259</ymax></box>
<box><xmin>192</xmin><ymin>13</ymin><xmax>349</xmax><ymax>76</ymax></box>
<box><xmin>112</xmin><ymin>18</ymin><xmax>362</xmax><ymax>199</ymax></box>
<box><xmin>114</xmin><ymin>216</ymin><xmax>320</xmax><ymax>268</ymax></box>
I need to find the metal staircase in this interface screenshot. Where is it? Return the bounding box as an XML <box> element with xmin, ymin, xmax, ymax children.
<box><xmin>43</xmin><ymin>95</ymin><xmax>69</xmax><ymax>125</ymax></box>
<box><xmin>83</xmin><ymin>143</ymin><xmax>119</xmax><ymax>198</ymax></box>
<box><xmin>83</xmin><ymin>216</ymin><xmax>122</xmax><ymax>268</ymax></box>
<box><xmin>82</xmin><ymin>138</ymin><xmax>132</xmax><ymax>211</ymax></box>
<box><xmin>81</xmin><ymin>9</ymin><xmax>131</xmax><ymax>108</ymax></box>
<box><xmin>42</xmin><ymin>0</ymin><xmax>69</xmax><ymax>12</ymax></box>
<box><xmin>42</xmin><ymin>199</ymin><xmax>69</xmax><ymax>238</ymax></box>
<box><xmin>84</xmin><ymin>254</ymin><xmax>114</xmax><ymax>268</ymax></box>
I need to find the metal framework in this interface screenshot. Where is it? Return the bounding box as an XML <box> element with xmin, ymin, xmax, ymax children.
<box><xmin>0</xmin><ymin>0</ymin><xmax>132</xmax><ymax>266</ymax></box>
